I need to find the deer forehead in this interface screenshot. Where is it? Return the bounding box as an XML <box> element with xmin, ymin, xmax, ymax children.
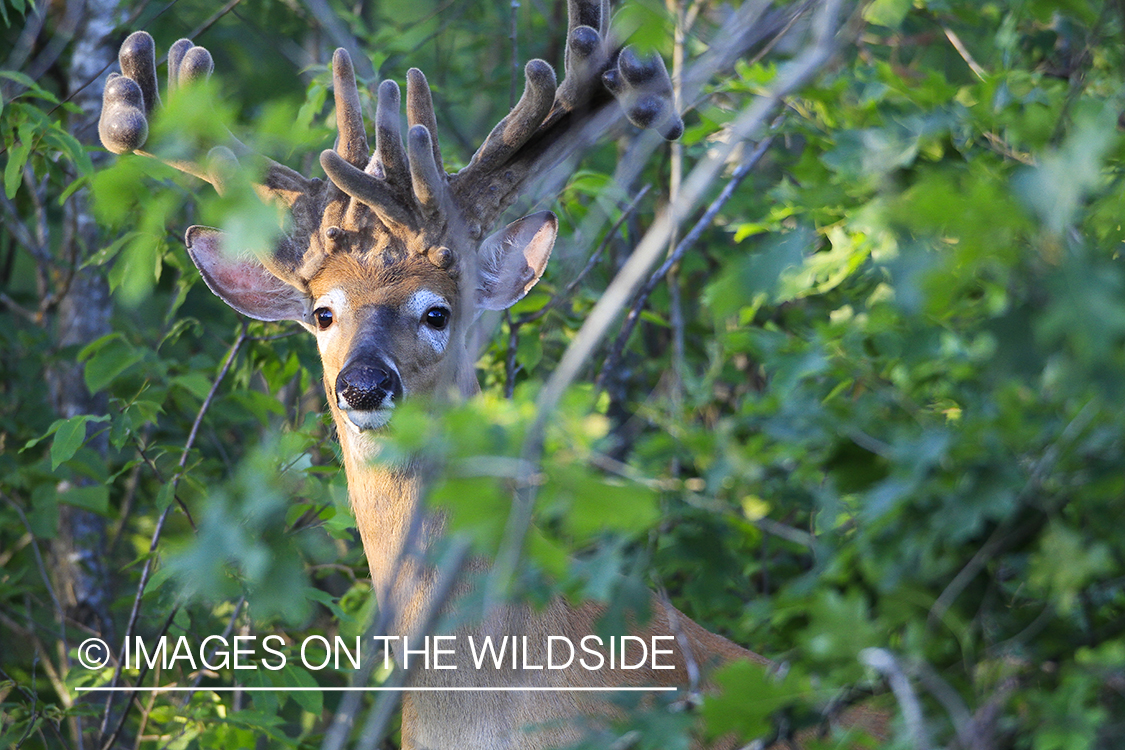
<box><xmin>307</xmin><ymin>253</ymin><xmax>460</xmax><ymax>310</ymax></box>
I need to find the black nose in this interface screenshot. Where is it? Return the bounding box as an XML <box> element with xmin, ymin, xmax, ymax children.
<box><xmin>336</xmin><ymin>365</ymin><xmax>396</xmax><ymax>411</ymax></box>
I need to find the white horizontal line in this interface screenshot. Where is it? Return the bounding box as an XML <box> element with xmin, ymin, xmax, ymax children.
<box><xmin>76</xmin><ymin>686</ymin><xmax>678</xmax><ymax>693</ymax></box>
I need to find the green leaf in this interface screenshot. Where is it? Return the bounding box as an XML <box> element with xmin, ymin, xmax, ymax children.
<box><xmin>704</xmin><ymin>227</ymin><xmax>811</xmax><ymax>315</ymax></box>
<box><xmin>173</xmin><ymin>372</ymin><xmax>215</xmax><ymax>401</ymax></box>
<box><xmin>0</xmin><ymin>72</ymin><xmax>36</xmax><ymax>91</ymax></box>
<box><xmin>702</xmin><ymin>660</ymin><xmax>814</xmax><ymax>740</ymax></box>
<box><xmin>23</xmin><ymin>418</ymin><xmax>66</xmax><ymax>451</ymax></box>
<box><xmin>80</xmin><ymin>233</ymin><xmax>141</xmax><ymax>269</ymax></box>
<box><xmin>4</xmin><ymin>138</ymin><xmax>30</xmax><ymax>199</ymax></box>
<box><xmin>82</xmin><ymin>336</ymin><xmax>144</xmax><ymax>393</ymax></box>
<box><xmin>51</xmin><ymin>415</ymin><xmax>109</xmax><ymax>470</ymax></box>
<box><xmin>281</xmin><ymin>663</ymin><xmax>323</xmax><ymax>716</ymax></box>
<box><xmin>1015</xmin><ymin>107</ymin><xmax>1117</xmax><ymax>234</ymax></box>
<box><xmin>155</xmin><ymin>483</ymin><xmax>176</xmax><ymax>511</ymax></box>
<box><xmin>42</xmin><ymin>127</ymin><xmax>93</xmax><ymax>176</ymax></box>
<box><xmin>58</xmin><ymin>174</ymin><xmax>89</xmax><ymax>205</ymax></box>
<box><xmin>549</xmin><ymin>467</ymin><xmax>658</xmax><ymax>540</ymax></box>
<box><xmin>60</xmin><ymin>484</ymin><xmax>109</xmax><ymax>515</ymax></box>
<box><xmin>863</xmin><ymin>0</ymin><xmax>913</xmax><ymax>28</ymax></box>
<box><xmin>1029</xmin><ymin>523</ymin><xmax>1113</xmax><ymax>614</ymax></box>
<box><xmin>304</xmin><ymin>586</ymin><xmax>351</xmax><ymax>622</ymax></box>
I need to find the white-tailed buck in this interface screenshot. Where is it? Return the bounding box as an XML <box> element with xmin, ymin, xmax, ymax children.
<box><xmin>99</xmin><ymin>3</ymin><xmax>882</xmax><ymax>748</ymax></box>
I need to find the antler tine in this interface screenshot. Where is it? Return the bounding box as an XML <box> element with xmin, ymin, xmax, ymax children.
<box><xmin>119</xmin><ymin>31</ymin><xmax>160</xmax><ymax>117</ymax></box>
<box><xmin>407</xmin><ymin>124</ymin><xmax>444</xmax><ymax>217</ymax></box>
<box><xmin>464</xmin><ymin>60</ymin><xmax>558</xmax><ymax>173</ymax></box>
<box><xmin>332</xmin><ymin>49</ymin><xmax>369</xmax><ymax>168</ymax></box>
<box><xmin>320</xmin><ymin>68</ymin><xmax>450</xmax><ymax>236</ymax></box>
<box><xmin>172</xmin><ymin>43</ymin><xmax>214</xmax><ymax>90</ymax></box>
<box><xmin>406</xmin><ymin>68</ymin><xmax>443</xmax><ymax>172</ymax></box>
<box><xmin>320</xmin><ymin>147</ymin><xmax>414</xmax><ymax>227</ymax></box>
<box><xmin>558</xmin><ymin>0</ymin><xmax>610</xmax><ymax>107</ymax></box>
<box><xmin>167</xmin><ymin>38</ymin><xmax>193</xmax><ymax>94</ymax></box>
<box><xmin>604</xmin><ymin>47</ymin><xmax>683</xmax><ymax>140</ymax></box>
<box><xmin>448</xmin><ymin>0</ymin><xmax>683</xmax><ymax>236</ymax></box>
<box><xmin>373</xmin><ymin>80</ymin><xmax>409</xmax><ymax>183</ymax></box>
<box><xmin>99</xmin><ymin>32</ymin><xmax>314</xmax><ymax>208</ymax></box>
<box><xmin>570</xmin><ymin>0</ymin><xmax>609</xmax><ymax>34</ymax></box>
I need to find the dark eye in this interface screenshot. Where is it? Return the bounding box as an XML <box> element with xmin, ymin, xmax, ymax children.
<box><xmin>314</xmin><ymin>307</ymin><xmax>334</xmax><ymax>330</ymax></box>
<box><xmin>424</xmin><ymin>307</ymin><xmax>450</xmax><ymax>330</ymax></box>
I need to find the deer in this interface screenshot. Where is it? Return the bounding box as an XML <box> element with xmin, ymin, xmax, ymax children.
<box><xmin>97</xmin><ymin>2</ymin><xmax>885</xmax><ymax>748</ymax></box>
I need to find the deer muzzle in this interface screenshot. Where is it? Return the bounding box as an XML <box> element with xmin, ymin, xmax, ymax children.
<box><xmin>336</xmin><ymin>358</ymin><xmax>403</xmax><ymax>431</ymax></box>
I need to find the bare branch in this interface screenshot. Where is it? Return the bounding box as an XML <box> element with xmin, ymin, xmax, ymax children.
<box><xmin>943</xmin><ymin>26</ymin><xmax>986</xmax><ymax>80</ymax></box>
<box><xmin>598</xmin><ymin>125</ymin><xmax>779</xmax><ymax>386</ymax></box>
<box><xmin>860</xmin><ymin>648</ymin><xmax>930</xmax><ymax>750</ymax></box>
<box><xmin>98</xmin><ymin>323</ymin><xmax>250</xmax><ymax>744</ymax></box>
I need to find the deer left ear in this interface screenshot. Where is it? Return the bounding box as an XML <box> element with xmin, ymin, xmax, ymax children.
<box><xmin>476</xmin><ymin>211</ymin><xmax>557</xmax><ymax>311</ymax></box>
<box><xmin>185</xmin><ymin>226</ymin><xmax>313</xmax><ymax>326</ymax></box>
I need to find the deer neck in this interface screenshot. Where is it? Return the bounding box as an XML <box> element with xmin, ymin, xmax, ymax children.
<box><xmin>333</xmin><ymin>409</ymin><xmax>439</xmax><ymax>635</ymax></box>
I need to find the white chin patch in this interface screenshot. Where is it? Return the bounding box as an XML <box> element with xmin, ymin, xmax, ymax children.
<box><xmin>342</xmin><ymin>405</ymin><xmax>394</xmax><ymax>432</ymax></box>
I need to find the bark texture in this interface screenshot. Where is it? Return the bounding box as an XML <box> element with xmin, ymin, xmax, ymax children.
<box><xmin>48</xmin><ymin>0</ymin><xmax>121</xmax><ymax>681</ymax></box>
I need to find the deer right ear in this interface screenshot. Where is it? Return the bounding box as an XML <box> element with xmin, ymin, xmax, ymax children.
<box><xmin>185</xmin><ymin>226</ymin><xmax>313</xmax><ymax>328</ymax></box>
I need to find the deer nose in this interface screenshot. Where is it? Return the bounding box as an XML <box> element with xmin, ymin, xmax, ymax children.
<box><xmin>336</xmin><ymin>365</ymin><xmax>397</xmax><ymax>411</ymax></box>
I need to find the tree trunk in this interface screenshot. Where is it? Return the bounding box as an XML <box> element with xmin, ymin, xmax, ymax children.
<box><xmin>46</xmin><ymin>1</ymin><xmax>121</xmax><ymax>745</ymax></box>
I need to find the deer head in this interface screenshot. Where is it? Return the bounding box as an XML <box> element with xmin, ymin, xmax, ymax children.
<box><xmin>99</xmin><ymin>0</ymin><xmax>682</xmax><ymax>444</ymax></box>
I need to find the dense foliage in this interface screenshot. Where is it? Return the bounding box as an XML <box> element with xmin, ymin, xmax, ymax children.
<box><xmin>3</xmin><ymin>0</ymin><xmax>1125</xmax><ymax>748</ymax></box>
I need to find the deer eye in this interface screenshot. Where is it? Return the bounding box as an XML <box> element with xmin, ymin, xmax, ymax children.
<box><xmin>424</xmin><ymin>307</ymin><xmax>450</xmax><ymax>330</ymax></box>
<box><xmin>314</xmin><ymin>307</ymin><xmax>334</xmax><ymax>330</ymax></box>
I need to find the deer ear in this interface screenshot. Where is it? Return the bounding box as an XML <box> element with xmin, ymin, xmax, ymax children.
<box><xmin>476</xmin><ymin>211</ymin><xmax>556</xmax><ymax>311</ymax></box>
<box><xmin>185</xmin><ymin>226</ymin><xmax>312</xmax><ymax>326</ymax></box>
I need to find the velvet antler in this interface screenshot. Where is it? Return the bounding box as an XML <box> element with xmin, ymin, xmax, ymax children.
<box><xmin>98</xmin><ymin>1</ymin><xmax>681</xmax><ymax>292</ymax></box>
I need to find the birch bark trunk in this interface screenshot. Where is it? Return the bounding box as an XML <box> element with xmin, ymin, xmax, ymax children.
<box><xmin>46</xmin><ymin>5</ymin><xmax>122</xmax><ymax>745</ymax></box>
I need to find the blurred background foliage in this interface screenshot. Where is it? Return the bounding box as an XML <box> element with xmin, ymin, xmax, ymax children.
<box><xmin>3</xmin><ymin>0</ymin><xmax>1125</xmax><ymax>748</ymax></box>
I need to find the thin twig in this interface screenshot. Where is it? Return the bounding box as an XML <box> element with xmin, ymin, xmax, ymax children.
<box><xmin>0</xmin><ymin>292</ymin><xmax>43</xmax><ymax>324</ymax></box>
<box><xmin>129</xmin><ymin>435</ymin><xmax>197</xmax><ymax>530</ymax></box>
<box><xmin>942</xmin><ymin>26</ymin><xmax>986</xmax><ymax>80</ymax></box>
<box><xmin>0</xmin><ymin>609</ymin><xmax>71</xmax><ymax>709</ymax></box>
<box><xmin>98</xmin><ymin>322</ymin><xmax>249</xmax><ymax>745</ymax></box>
<box><xmin>184</xmin><ymin>0</ymin><xmax>245</xmax><ymax>43</ymax></box>
<box><xmin>0</xmin><ymin>663</ymin><xmax>75</xmax><ymax>749</ymax></box>
<box><xmin>0</xmin><ymin>192</ymin><xmax>50</xmax><ymax>264</ymax></box>
<box><xmin>927</xmin><ymin>401</ymin><xmax>1099</xmax><ymax>629</ymax></box>
<box><xmin>184</xmin><ymin>596</ymin><xmax>244</xmax><ymax>692</ymax></box>
<box><xmin>100</xmin><ymin>605</ymin><xmax>181</xmax><ymax>750</ymax></box>
<box><xmin>1</xmin><ymin>492</ymin><xmax>67</xmax><ymax>643</ymax></box>
<box><xmin>665</xmin><ymin>0</ymin><xmax>687</xmax><ymax>413</ymax></box>
<box><xmin>301</xmin><ymin>0</ymin><xmax>376</xmax><ymax>81</ymax></box>
<box><xmin>517</xmin><ymin>185</ymin><xmax>652</xmax><ymax>327</ymax></box>
<box><xmin>598</xmin><ymin>124</ymin><xmax>779</xmax><ymax>386</ymax></box>
<box><xmin>503</xmin><ymin>185</ymin><xmax>651</xmax><ymax>397</ymax></box>
<box><xmin>2</xmin><ymin>0</ymin><xmax>182</xmax><ymax>134</ymax></box>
